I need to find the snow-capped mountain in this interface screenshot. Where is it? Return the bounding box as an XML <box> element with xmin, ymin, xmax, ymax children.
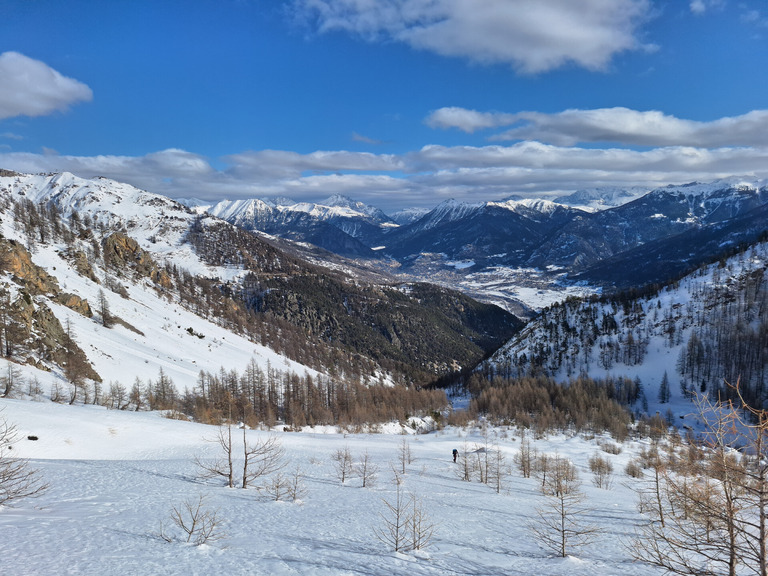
<box><xmin>392</xmin><ymin>179</ymin><xmax>768</xmax><ymax>281</ymax></box>
<box><xmin>388</xmin><ymin>206</ymin><xmax>431</xmax><ymax>225</ymax></box>
<box><xmin>393</xmin><ymin>199</ymin><xmax>487</xmax><ymax>235</ymax></box>
<box><xmin>189</xmin><ymin>177</ymin><xmax>768</xmax><ymax>314</ymax></box>
<box><xmin>380</xmin><ymin>179</ymin><xmax>765</xmax><ymax>273</ymax></box>
<box><xmin>202</xmin><ymin>194</ymin><xmax>395</xmax><ymax>256</ymax></box>
<box><xmin>3</xmin><ymin>171</ymin><xmax>228</xmax><ymax>279</ymax></box>
<box><xmin>378</xmin><ymin>198</ymin><xmax>585</xmax><ymax>267</ymax></box>
<box><xmin>8</xmin><ymin>171</ymin><xmax>191</xmax><ymax>236</ymax></box>
<box><xmin>316</xmin><ymin>193</ymin><xmax>392</xmax><ymax>221</ymax></box>
<box><xmin>554</xmin><ymin>185</ymin><xmax>651</xmax><ymax>211</ymax></box>
<box><xmin>535</xmin><ymin>178</ymin><xmax>768</xmax><ymax>287</ymax></box>
<box><xmin>490</xmin><ymin>197</ymin><xmax>573</xmax><ymax>221</ymax></box>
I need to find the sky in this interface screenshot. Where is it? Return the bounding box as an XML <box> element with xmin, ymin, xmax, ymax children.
<box><xmin>1</xmin><ymin>0</ymin><xmax>768</xmax><ymax>213</ymax></box>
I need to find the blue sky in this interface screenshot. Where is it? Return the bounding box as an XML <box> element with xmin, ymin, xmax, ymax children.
<box><xmin>1</xmin><ymin>0</ymin><xmax>768</xmax><ymax>213</ymax></box>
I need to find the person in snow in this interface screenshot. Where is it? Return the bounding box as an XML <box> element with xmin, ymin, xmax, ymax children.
<box><xmin>452</xmin><ymin>448</ymin><xmax>458</xmax><ymax>463</ymax></box>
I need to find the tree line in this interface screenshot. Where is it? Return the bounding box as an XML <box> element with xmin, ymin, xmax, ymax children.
<box><xmin>81</xmin><ymin>362</ymin><xmax>447</xmax><ymax>430</ymax></box>
<box><xmin>463</xmin><ymin>372</ymin><xmax>640</xmax><ymax>440</ymax></box>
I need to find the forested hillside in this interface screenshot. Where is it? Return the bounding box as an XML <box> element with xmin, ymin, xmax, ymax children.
<box><xmin>185</xmin><ymin>217</ymin><xmax>521</xmax><ymax>379</ymax></box>
<box><xmin>487</xmin><ymin>239</ymin><xmax>768</xmax><ymax>409</ymax></box>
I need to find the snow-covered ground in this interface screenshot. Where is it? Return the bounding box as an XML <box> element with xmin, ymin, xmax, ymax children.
<box><xmin>1</xmin><ymin>398</ymin><xmax>662</xmax><ymax>576</ymax></box>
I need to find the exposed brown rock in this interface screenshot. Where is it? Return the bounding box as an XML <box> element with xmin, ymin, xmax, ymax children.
<box><xmin>150</xmin><ymin>268</ymin><xmax>172</xmax><ymax>289</ymax></box>
<box><xmin>103</xmin><ymin>232</ymin><xmax>170</xmax><ymax>287</ymax></box>
<box><xmin>69</xmin><ymin>250</ymin><xmax>100</xmax><ymax>283</ymax></box>
<box><xmin>33</xmin><ymin>302</ymin><xmax>101</xmax><ymax>383</ymax></box>
<box><xmin>0</xmin><ymin>239</ymin><xmax>59</xmax><ymax>295</ymax></box>
<box><xmin>54</xmin><ymin>292</ymin><xmax>93</xmax><ymax>318</ymax></box>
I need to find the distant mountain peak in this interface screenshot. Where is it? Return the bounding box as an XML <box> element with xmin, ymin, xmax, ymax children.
<box><xmin>270</xmin><ymin>196</ymin><xmax>296</xmax><ymax>207</ymax></box>
<box><xmin>322</xmin><ymin>193</ymin><xmax>357</xmax><ymax>207</ymax></box>
<box><xmin>413</xmin><ymin>199</ymin><xmax>483</xmax><ymax>229</ymax></box>
<box><xmin>389</xmin><ymin>207</ymin><xmax>429</xmax><ymax>225</ymax></box>
<box><xmin>554</xmin><ymin>186</ymin><xmax>650</xmax><ymax>211</ymax></box>
<box><xmin>655</xmin><ymin>177</ymin><xmax>768</xmax><ymax>197</ymax></box>
<box><xmin>492</xmin><ymin>197</ymin><xmax>569</xmax><ymax>216</ymax></box>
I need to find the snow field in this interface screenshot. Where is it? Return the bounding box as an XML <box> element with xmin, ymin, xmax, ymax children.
<box><xmin>1</xmin><ymin>398</ymin><xmax>661</xmax><ymax>576</ymax></box>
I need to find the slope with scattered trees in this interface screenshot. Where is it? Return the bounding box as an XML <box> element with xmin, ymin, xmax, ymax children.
<box><xmin>487</xmin><ymin>239</ymin><xmax>768</xmax><ymax>409</ymax></box>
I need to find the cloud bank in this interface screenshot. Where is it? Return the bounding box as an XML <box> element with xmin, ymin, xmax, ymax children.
<box><xmin>0</xmin><ymin>52</ymin><xmax>93</xmax><ymax>120</ymax></box>
<box><xmin>3</xmin><ymin>125</ymin><xmax>767</xmax><ymax>212</ymax></box>
<box><xmin>426</xmin><ymin>106</ymin><xmax>768</xmax><ymax>148</ymax></box>
<box><xmin>293</xmin><ymin>0</ymin><xmax>654</xmax><ymax>73</ymax></box>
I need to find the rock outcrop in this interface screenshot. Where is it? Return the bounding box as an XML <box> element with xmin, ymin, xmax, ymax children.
<box><xmin>103</xmin><ymin>232</ymin><xmax>171</xmax><ymax>288</ymax></box>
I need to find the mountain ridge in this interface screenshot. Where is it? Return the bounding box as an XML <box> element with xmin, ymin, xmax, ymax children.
<box><xmin>191</xmin><ymin>176</ymin><xmax>768</xmax><ymax>314</ymax></box>
<box><xmin>0</xmin><ymin>170</ymin><xmax>520</xmax><ymax>396</ymax></box>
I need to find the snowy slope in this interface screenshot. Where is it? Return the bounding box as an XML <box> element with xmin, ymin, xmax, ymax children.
<box><xmin>1</xmin><ymin>171</ymin><xmax>234</xmax><ymax>280</ymax></box>
<box><xmin>1</xmin><ymin>397</ymin><xmax>661</xmax><ymax>576</ymax></box>
<box><xmin>488</xmin><ymin>239</ymin><xmax>768</xmax><ymax>415</ymax></box>
<box><xmin>42</xmin><ymin>248</ymin><xmax>317</xmax><ymax>388</ymax></box>
<box><xmin>0</xmin><ymin>172</ymin><xmax>320</xmax><ymax>392</ymax></box>
<box><xmin>204</xmin><ymin>194</ymin><xmax>396</xmax><ymax>235</ymax></box>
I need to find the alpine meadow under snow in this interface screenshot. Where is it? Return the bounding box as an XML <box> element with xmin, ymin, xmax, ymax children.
<box><xmin>1</xmin><ymin>398</ymin><xmax>664</xmax><ymax>576</ymax></box>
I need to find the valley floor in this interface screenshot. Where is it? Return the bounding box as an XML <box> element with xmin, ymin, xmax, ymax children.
<box><xmin>1</xmin><ymin>399</ymin><xmax>662</xmax><ymax>576</ymax></box>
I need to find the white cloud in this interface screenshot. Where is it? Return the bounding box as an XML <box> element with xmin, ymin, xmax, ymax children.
<box><xmin>690</xmin><ymin>0</ymin><xmax>725</xmax><ymax>15</ymax></box>
<box><xmin>294</xmin><ymin>0</ymin><xmax>654</xmax><ymax>73</ymax></box>
<box><xmin>224</xmin><ymin>149</ymin><xmax>403</xmax><ymax>179</ymax></box>
<box><xmin>427</xmin><ymin>106</ymin><xmax>768</xmax><ymax>148</ymax></box>
<box><xmin>0</xmin><ymin>149</ymin><xmax>216</xmax><ymax>195</ymax></box>
<box><xmin>741</xmin><ymin>8</ymin><xmax>768</xmax><ymax>28</ymax></box>
<box><xmin>690</xmin><ymin>0</ymin><xmax>706</xmax><ymax>14</ymax></box>
<box><xmin>0</xmin><ymin>52</ymin><xmax>93</xmax><ymax>120</ymax></box>
<box><xmin>425</xmin><ymin>107</ymin><xmax>517</xmax><ymax>133</ymax></box>
<box><xmin>3</xmin><ymin>139</ymin><xmax>768</xmax><ymax>212</ymax></box>
<box><xmin>351</xmin><ymin>132</ymin><xmax>383</xmax><ymax>145</ymax></box>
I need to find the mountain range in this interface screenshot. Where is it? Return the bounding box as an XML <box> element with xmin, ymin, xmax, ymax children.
<box><xmin>2</xmin><ymin>168</ymin><xmax>768</xmax><ymax>412</ymax></box>
<box><xmin>196</xmin><ymin>177</ymin><xmax>768</xmax><ymax>313</ymax></box>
